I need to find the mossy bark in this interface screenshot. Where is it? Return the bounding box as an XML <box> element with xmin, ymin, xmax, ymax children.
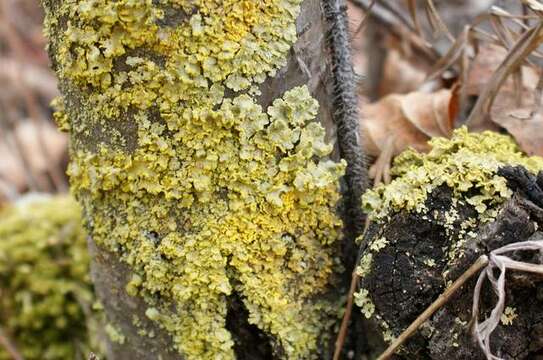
<box><xmin>43</xmin><ymin>0</ymin><xmax>366</xmax><ymax>359</ymax></box>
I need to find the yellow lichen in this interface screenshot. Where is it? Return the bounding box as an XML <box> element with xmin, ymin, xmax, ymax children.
<box><xmin>44</xmin><ymin>0</ymin><xmax>345</xmax><ymax>358</ymax></box>
<box><xmin>353</xmin><ymin>288</ymin><xmax>375</xmax><ymax>319</ymax></box>
<box><xmin>0</xmin><ymin>195</ymin><xmax>101</xmax><ymax>359</ymax></box>
<box><xmin>105</xmin><ymin>323</ymin><xmax>126</xmax><ymax>345</ymax></box>
<box><xmin>423</xmin><ymin>258</ymin><xmax>436</xmax><ymax>268</ymax></box>
<box><xmin>357</xmin><ymin>128</ymin><xmax>543</xmax><ymax>328</ymax></box>
<box><xmin>382</xmin><ymin>326</ymin><xmax>396</xmax><ymax>343</ymax></box>
<box><xmin>363</xmin><ymin>127</ymin><xmax>543</xmax><ymax>220</ymax></box>
<box><xmin>500</xmin><ymin>307</ymin><xmax>518</xmax><ymax>326</ymax></box>
<box><xmin>369</xmin><ymin>237</ymin><xmax>388</xmax><ymax>252</ymax></box>
<box><xmin>355</xmin><ymin>253</ymin><xmax>373</xmax><ymax>279</ymax></box>
<box><xmin>363</xmin><ymin>128</ymin><xmax>543</xmax><ymax>263</ymax></box>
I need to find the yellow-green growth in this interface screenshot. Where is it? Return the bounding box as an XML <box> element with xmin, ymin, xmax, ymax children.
<box><xmin>363</xmin><ymin>127</ymin><xmax>543</xmax><ymax>220</ymax></box>
<box><xmin>0</xmin><ymin>196</ymin><xmax>99</xmax><ymax>360</ymax></box>
<box><xmin>44</xmin><ymin>0</ymin><xmax>345</xmax><ymax>358</ymax></box>
<box><xmin>353</xmin><ymin>288</ymin><xmax>374</xmax><ymax>319</ymax></box>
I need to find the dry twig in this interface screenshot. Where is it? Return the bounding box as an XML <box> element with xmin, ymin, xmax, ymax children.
<box><xmin>376</xmin><ymin>256</ymin><xmax>489</xmax><ymax>360</ymax></box>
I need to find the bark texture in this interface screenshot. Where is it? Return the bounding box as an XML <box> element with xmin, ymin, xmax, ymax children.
<box><xmin>87</xmin><ymin>238</ymin><xmax>180</xmax><ymax>360</ymax></box>
<box><xmin>43</xmin><ymin>0</ymin><xmax>366</xmax><ymax>358</ymax></box>
<box><xmin>360</xmin><ymin>167</ymin><xmax>543</xmax><ymax>359</ymax></box>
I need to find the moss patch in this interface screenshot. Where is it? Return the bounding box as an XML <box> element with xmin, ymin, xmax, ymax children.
<box><xmin>0</xmin><ymin>195</ymin><xmax>100</xmax><ymax>360</ymax></box>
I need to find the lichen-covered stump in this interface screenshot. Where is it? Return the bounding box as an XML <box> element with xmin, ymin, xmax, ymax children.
<box><xmin>42</xmin><ymin>0</ymin><xmax>364</xmax><ymax>359</ymax></box>
<box><xmin>357</xmin><ymin>128</ymin><xmax>543</xmax><ymax>359</ymax></box>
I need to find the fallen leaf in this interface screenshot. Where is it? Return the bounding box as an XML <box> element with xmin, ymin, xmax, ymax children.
<box><xmin>400</xmin><ymin>86</ymin><xmax>458</xmax><ymax>138</ymax></box>
<box><xmin>466</xmin><ymin>22</ymin><xmax>543</xmax><ymax>129</ymax></box>
<box><xmin>492</xmin><ymin>104</ymin><xmax>543</xmax><ymax>157</ymax></box>
<box><xmin>465</xmin><ymin>44</ymin><xmax>539</xmax><ymax>97</ymax></box>
<box><xmin>379</xmin><ymin>47</ymin><xmax>430</xmax><ymax>97</ymax></box>
<box><xmin>360</xmin><ymin>87</ymin><xmax>458</xmax><ymax>183</ymax></box>
<box><xmin>467</xmin><ymin>45</ymin><xmax>543</xmax><ymax>156</ymax></box>
<box><xmin>0</xmin><ymin>120</ymin><xmax>68</xmax><ymax>197</ymax></box>
<box><xmin>347</xmin><ymin>1</ymin><xmax>370</xmax><ymax>94</ymax></box>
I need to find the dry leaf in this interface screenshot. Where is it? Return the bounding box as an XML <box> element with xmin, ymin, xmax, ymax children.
<box><xmin>466</xmin><ymin>44</ymin><xmax>543</xmax><ymax>156</ymax></box>
<box><xmin>466</xmin><ymin>23</ymin><xmax>543</xmax><ymax>129</ymax></box>
<box><xmin>347</xmin><ymin>2</ymin><xmax>369</xmax><ymax>74</ymax></box>
<box><xmin>360</xmin><ymin>87</ymin><xmax>458</xmax><ymax>184</ymax></box>
<box><xmin>379</xmin><ymin>48</ymin><xmax>429</xmax><ymax>96</ymax></box>
<box><xmin>489</xmin><ymin>92</ymin><xmax>543</xmax><ymax>158</ymax></box>
<box><xmin>465</xmin><ymin>44</ymin><xmax>539</xmax><ymax>97</ymax></box>
<box><xmin>492</xmin><ymin>100</ymin><xmax>543</xmax><ymax>157</ymax></box>
<box><xmin>0</xmin><ymin>120</ymin><xmax>68</xmax><ymax>197</ymax></box>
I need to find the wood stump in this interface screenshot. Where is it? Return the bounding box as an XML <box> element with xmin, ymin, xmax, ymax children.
<box><xmin>359</xmin><ymin>166</ymin><xmax>543</xmax><ymax>359</ymax></box>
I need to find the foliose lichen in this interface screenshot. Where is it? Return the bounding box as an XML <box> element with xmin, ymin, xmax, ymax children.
<box><xmin>356</xmin><ymin>127</ymin><xmax>543</xmax><ymax>341</ymax></box>
<box><xmin>500</xmin><ymin>306</ymin><xmax>518</xmax><ymax>326</ymax></box>
<box><xmin>353</xmin><ymin>288</ymin><xmax>375</xmax><ymax>319</ymax></box>
<box><xmin>362</xmin><ymin>127</ymin><xmax>543</xmax><ymax>220</ymax></box>
<box><xmin>0</xmin><ymin>195</ymin><xmax>101</xmax><ymax>360</ymax></box>
<box><xmin>43</xmin><ymin>0</ymin><xmax>346</xmax><ymax>358</ymax></box>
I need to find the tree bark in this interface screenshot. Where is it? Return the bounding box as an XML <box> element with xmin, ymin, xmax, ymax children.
<box><xmin>43</xmin><ymin>0</ymin><xmax>366</xmax><ymax>359</ymax></box>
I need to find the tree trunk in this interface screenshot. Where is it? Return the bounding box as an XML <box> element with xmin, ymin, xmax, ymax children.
<box><xmin>42</xmin><ymin>0</ymin><xmax>366</xmax><ymax>359</ymax></box>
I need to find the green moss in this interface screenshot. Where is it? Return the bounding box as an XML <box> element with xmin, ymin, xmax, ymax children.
<box><xmin>44</xmin><ymin>0</ymin><xmax>346</xmax><ymax>358</ymax></box>
<box><xmin>0</xmin><ymin>195</ymin><xmax>101</xmax><ymax>359</ymax></box>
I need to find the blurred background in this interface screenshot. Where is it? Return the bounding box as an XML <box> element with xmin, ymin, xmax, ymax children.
<box><xmin>0</xmin><ymin>0</ymin><xmax>67</xmax><ymax>207</ymax></box>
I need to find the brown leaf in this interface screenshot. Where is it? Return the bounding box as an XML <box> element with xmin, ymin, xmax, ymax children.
<box><xmin>466</xmin><ymin>23</ymin><xmax>543</xmax><ymax>129</ymax></box>
<box><xmin>400</xmin><ymin>87</ymin><xmax>457</xmax><ymax>138</ymax></box>
<box><xmin>379</xmin><ymin>48</ymin><xmax>430</xmax><ymax>96</ymax></box>
<box><xmin>492</xmin><ymin>104</ymin><xmax>543</xmax><ymax>157</ymax></box>
<box><xmin>467</xmin><ymin>43</ymin><xmax>543</xmax><ymax>156</ymax></box>
<box><xmin>361</xmin><ymin>88</ymin><xmax>457</xmax><ymax>154</ymax></box>
<box><xmin>360</xmin><ymin>88</ymin><xmax>458</xmax><ymax>183</ymax></box>
<box><xmin>465</xmin><ymin>44</ymin><xmax>539</xmax><ymax>97</ymax></box>
<box><xmin>0</xmin><ymin>120</ymin><xmax>68</xmax><ymax>195</ymax></box>
<box><xmin>346</xmin><ymin>1</ymin><xmax>369</xmax><ymax>91</ymax></box>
